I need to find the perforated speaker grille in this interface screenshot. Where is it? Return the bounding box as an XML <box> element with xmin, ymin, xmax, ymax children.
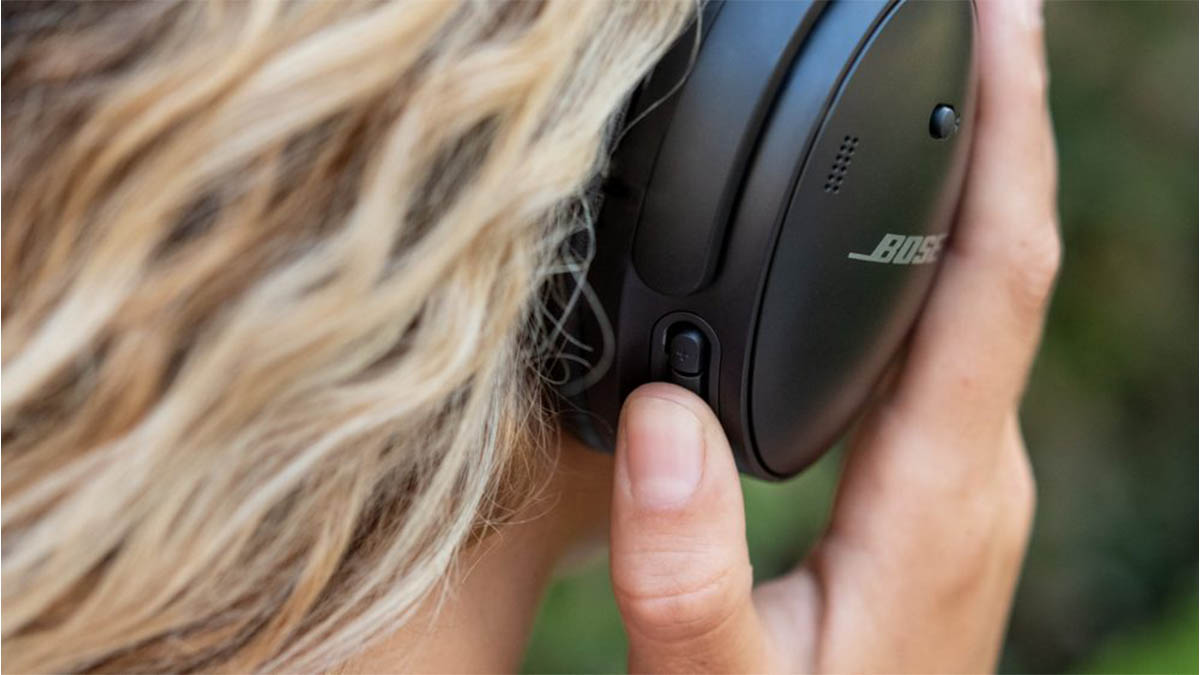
<box><xmin>824</xmin><ymin>135</ymin><xmax>858</xmax><ymax>194</ymax></box>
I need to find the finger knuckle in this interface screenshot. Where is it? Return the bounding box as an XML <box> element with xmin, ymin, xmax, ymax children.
<box><xmin>900</xmin><ymin>440</ymin><xmax>1035</xmax><ymax>604</ymax></box>
<box><xmin>1013</xmin><ymin>3</ymin><xmax>1050</xmax><ymax>103</ymax></box>
<box><xmin>1000</xmin><ymin>442</ymin><xmax>1038</xmax><ymax>551</ymax></box>
<box><xmin>928</xmin><ymin>497</ymin><xmax>1033</xmax><ymax>608</ymax></box>
<box><xmin>1004</xmin><ymin>226</ymin><xmax>1062</xmax><ymax>316</ymax></box>
<box><xmin>614</xmin><ymin>561</ymin><xmax>750</xmax><ymax>646</ymax></box>
<box><xmin>1027</xmin><ymin>54</ymin><xmax>1050</xmax><ymax>103</ymax></box>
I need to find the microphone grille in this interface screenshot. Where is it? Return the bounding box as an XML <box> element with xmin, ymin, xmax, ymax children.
<box><xmin>824</xmin><ymin>135</ymin><xmax>859</xmax><ymax>194</ymax></box>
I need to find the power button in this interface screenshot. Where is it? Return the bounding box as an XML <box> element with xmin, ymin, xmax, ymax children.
<box><xmin>666</xmin><ymin>326</ymin><xmax>707</xmax><ymax>396</ymax></box>
<box><xmin>650</xmin><ymin>313</ymin><xmax>719</xmax><ymax>404</ymax></box>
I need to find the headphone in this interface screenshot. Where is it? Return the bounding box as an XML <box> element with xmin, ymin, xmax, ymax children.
<box><xmin>556</xmin><ymin>0</ymin><xmax>977</xmax><ymax>480</ymax></box>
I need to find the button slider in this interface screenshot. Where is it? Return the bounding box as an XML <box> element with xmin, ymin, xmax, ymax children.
<box><xmin>667</xmin><ymin>327</ymin><xmax>707</xmax><ymax>396</ymax></box>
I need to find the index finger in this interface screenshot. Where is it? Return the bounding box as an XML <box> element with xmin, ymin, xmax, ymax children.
<box><xmin>889</xmin><ymin>0</ymin><xmax>1060</xmax><ymax>444</ymax></box>
<box><xmin>785</xmin><ymin>3</ymin><xmax>1058</xmax><ymax>670</ymax></box>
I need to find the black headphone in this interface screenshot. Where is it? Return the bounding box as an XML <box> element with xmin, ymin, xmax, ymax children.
<box><xmin>555</xmin><ymin>0</ymin><xmax>977</xmax><ymax>480</ymax></box>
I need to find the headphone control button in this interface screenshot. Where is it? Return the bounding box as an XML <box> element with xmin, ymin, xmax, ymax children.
<box><xmin>668</xmin><ymin>328</ymin><xmax>706</xmax><ymax>376</ymax></box>
<box><xmin>929</xmin><ymin>104</ymin><xmax>959</xmax><ymax>139</ymax></box>
<box><xmin>665</xmin><ymin>326</ymin><xmax>708</xmax><ymax>398</ymax></box>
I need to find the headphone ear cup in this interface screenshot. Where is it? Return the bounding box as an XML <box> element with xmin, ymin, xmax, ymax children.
<box><xmin>559</xmin><ymin>0</ymin><xmax>977</xmax><ymax>480</ymax></box>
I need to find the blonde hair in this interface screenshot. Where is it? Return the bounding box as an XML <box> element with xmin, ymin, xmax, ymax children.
<box><xmin>1</xmin><ymin>2</ymin><xmax>691</xmax><ymax>671</ymax></box>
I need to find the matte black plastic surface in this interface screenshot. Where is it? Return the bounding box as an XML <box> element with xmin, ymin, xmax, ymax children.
<box><xmin>631</xmin><ymin>1</ymin><xmax>818</xmax><ymax>297</ymax></box>
<box><xmin>750</xmin><ymin>0</ymin><xmax>976</xmax><ymax>476</ymax></box>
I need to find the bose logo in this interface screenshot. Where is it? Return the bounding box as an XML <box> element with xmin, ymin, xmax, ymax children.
<box><xmin>848</xmin><ymin>233</ymin><xmax>948</xmax><ymax>265</ymax></box>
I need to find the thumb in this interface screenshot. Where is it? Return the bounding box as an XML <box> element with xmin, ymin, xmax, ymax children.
<box><xmin>609</xmin><ymin>383</ymin><xmax>769</xmax><ymax>673</ymax></box>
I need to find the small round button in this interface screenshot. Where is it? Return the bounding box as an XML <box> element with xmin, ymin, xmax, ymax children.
<box><xmin>929</xmin><ymin>104</ymin><xmax>958</xmax><ymax>139</ymax></box>
<box><xmin>668</xmin><ymin>327</ymin><xmax>706</xmax><ymax>376</ymax></box>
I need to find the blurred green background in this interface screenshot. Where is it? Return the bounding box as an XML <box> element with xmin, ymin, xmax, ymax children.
<box><xmin>523</xmin><ymin>2</ymin><xmax>1198</xmax><ymax>673</ymax></box>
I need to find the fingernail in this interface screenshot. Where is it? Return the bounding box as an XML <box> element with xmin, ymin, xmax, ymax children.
<box><xmin>622</xmin><ymin>396</ymin><xmax>704</xmax><ymax>509</ymax></box>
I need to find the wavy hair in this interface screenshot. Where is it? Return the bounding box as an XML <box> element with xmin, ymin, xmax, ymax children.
<box><xmin>0</xmin><ymin>1</ymin><xmax>691</xmax><ymax>671</ymax></box>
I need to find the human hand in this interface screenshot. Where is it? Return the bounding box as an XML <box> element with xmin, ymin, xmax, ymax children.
<box><xmin>607</xmin><ymin>0</ymin><xmax>1059</xmax><ymax>671</ymax></box>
